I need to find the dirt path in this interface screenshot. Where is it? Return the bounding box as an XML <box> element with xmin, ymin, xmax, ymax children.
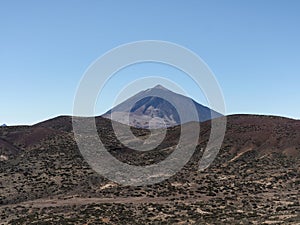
<box><xmin>20</xmin><ymin>196</ymin><xmax>168</xmax><ymax>208</ymax></box>
<box><xmin>0</xmin><ymin>194</ymin><xmax>215</xmax><ymax>209</ymax></box>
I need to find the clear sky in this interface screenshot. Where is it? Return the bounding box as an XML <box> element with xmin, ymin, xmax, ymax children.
<box><xmin>1</xmin><ymin>0</ymin><xmax>300</xmax><ymax>125</ymax></box>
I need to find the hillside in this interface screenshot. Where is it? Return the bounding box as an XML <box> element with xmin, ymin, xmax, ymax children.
<box><xmin>0</xmin><ymin>115</ymin><xmax>299</xmax><ymax>224</ymax></box>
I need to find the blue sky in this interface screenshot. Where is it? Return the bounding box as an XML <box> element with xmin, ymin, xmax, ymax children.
<box><xmin>1</xmin><ymin>0</ymin><xmax>299</xmax><ymax>125</ymax></box>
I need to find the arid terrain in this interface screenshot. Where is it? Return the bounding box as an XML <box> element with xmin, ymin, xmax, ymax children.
<box><xmin>0</xmin><ymin>115</ymin><xmax>299</xmax><ymax>224</ymax></box>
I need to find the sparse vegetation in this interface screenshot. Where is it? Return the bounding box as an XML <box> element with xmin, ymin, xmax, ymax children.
<box><xmin>0</xmin><ymin>115</ymin><xmax>299</xmax><ymax>224</ymax></box>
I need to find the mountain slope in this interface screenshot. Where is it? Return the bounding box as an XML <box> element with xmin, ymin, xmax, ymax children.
<box><xmin>0</xmin><ymin>114</ymin><xmax>299</xmax><ymax>224</ymax></box>
<box><xmin>102</xmin><ymin>85</ymin><xmax>222</xmax><ymax>128</ymax></box>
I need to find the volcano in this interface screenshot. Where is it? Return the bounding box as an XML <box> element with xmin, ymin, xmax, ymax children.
<box><xmin>102</xmin><ymin>85</ymin><xmax>222</xmax><ymax>128</ymax></box>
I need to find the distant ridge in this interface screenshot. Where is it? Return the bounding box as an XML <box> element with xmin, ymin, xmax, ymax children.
<box><xmin>102</xmin><ymin>85</ymin><xmax>222</xmax><ymax>128</ymax></box>
<box><xmin>1</xmin><ymin>124</ymin><xmax>7</xmax><ymax>127</ymax></box>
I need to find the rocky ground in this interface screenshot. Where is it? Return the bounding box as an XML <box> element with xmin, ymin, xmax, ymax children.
<box><xmin>0</xmin><ymin>115</ymin><xmax>299</xmax><ymax>224</ymax></box>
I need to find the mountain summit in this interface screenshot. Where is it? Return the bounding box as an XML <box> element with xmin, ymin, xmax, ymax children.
<box><xmin>102</xmin><ymin>85</ymin><xmax>222</xmax><ymax>128</ymax></box>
